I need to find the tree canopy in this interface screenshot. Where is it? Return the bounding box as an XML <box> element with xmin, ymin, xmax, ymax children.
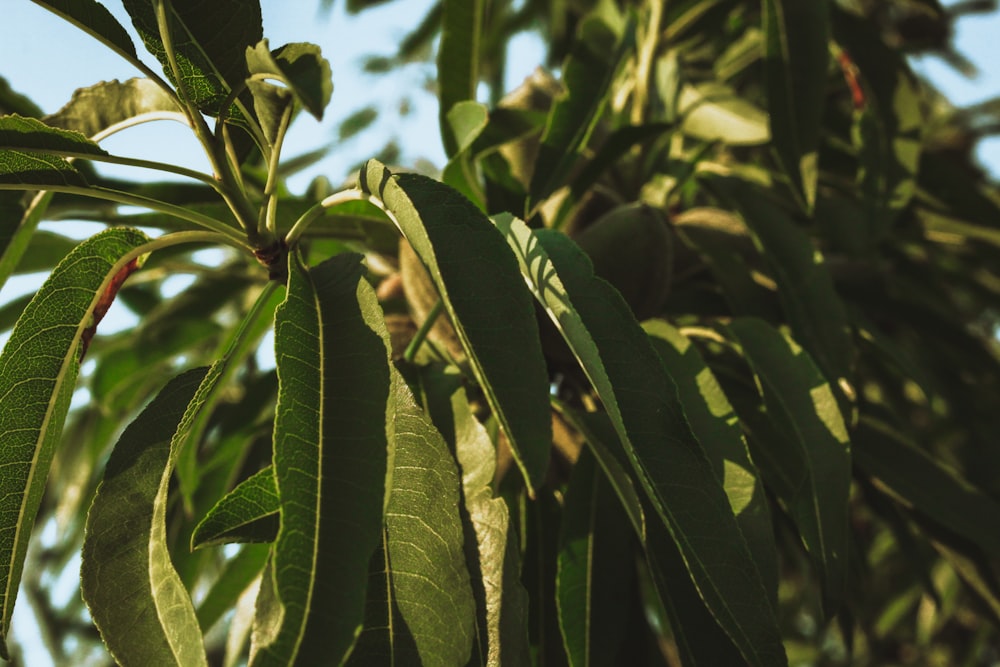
<box><xmin>1</xmin><ymin>1</ymin><xmax>1000</xmax><ymax>665</ymax></box>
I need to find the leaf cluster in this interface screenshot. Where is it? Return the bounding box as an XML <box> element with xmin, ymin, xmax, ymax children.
<box><xmin>1</xmin><ymin>0</ymin><xmax>1000</xmax><ymax>665</ymax></box>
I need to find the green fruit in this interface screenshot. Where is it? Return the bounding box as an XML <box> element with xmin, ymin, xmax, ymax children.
<box><xmin>573</xmin><ymin>203</ymin><xmax>673</xmax><ymax>320</ymax></box>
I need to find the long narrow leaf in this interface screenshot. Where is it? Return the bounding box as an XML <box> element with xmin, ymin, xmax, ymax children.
<box><xmin>348</xmin><ymin>370</ymin><xmax>476</xmax><ymax>665</ymax></box>
<box><xmin>644</xmin><ymin>319</ymin><xmax>779</xmax><ymax>605</ymax></box>
<box><xmin>31</xmin><ymin>0</ymin><xmax>138</xmax><ymax>59</ymax></box>
<box><xmin>81</xmin><ymin>368</ymin><xmax>210</xmax><ymax>667</ymax></box>
<box><xmin>557</xmin><ymin>449</ymin><xmax>635</xmax><ymax>667</ymax></box>
<box><xmin>723</xmin><ymin>317</ymin><xmax>851</xmax><ymax>614</ymax></box>
<box><xmin>419</xmin><ymin>364</ymin><xmax>531</xmax><ymax>665</ymax></box>
<box><xmin>0</xmin><ymin>227</ymin><xmax>150</xmax><ymax>659</ymax></box>
<box><xmin>762</xmin><ymin>0</ymin><xmax>829</xmax><ymax>209</ymax></box>
<box><xmin>359</xmin><ymin>159</ymin><xmax>551</xmax><ymax>493</ymax></box>
<box><xmin>437</xmin><ymin>0</ymin><xmax>482</xmax><ymax>158</ymax></box>
<box><xmin>250</xmin><ymin>252</ymin><xmax>392</xmax><ymax>666</ymax></box>
<box><xmin>191</xmin><ymin>467</ymin><xmax>279</xmax><ymax>549</ymax></box>
<box><xmin>492</xmin><ymin>214</ymin><xmax>786</xmax><ymax>667</ymax></box>
<box><xmin>707</xmin><ymin>176</ymin><xmax>854</xmax><ymax>404</ymax></box>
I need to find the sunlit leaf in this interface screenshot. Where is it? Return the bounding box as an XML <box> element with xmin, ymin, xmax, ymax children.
<box><xmin>45</xmin><ymin>77</ymin><xmax>184</xmax><ymax>137</ymax></box>
<box><xmin>529</xmin><ymin>15</ymin><xmax>634</xmax><ymax>209</ymax></box>
<box><xmin>359</xmin><ymin>159</ymin><xmax>551</xmax><ymax>493</ymax></box>
<box><xmin>81</xmin><ymin>368</ymin><xmax>210</xmax><ymax>667</ymax></box>
<box><xmin>723</xmin><ymin>317</ymin><xmax>851</xmax><ymax>614</ymax></box>
<box><xmin>250</xmin><ymin>252</ymin><xmax>392</xmax><ymax>666</ymax></box>
<box><xmin>419</xmin><ymin>364</ymin><xmax>531</xmax><ymax>665</ymax></box>
<box><xmin>644</xmin><ymin>319</ymin><xmax>779</xmax><ymax>605</ymax></box>
<box><xmin>192</xmin><ymin>467</ymin><xmax>279</xmax><ymax>549</ymax></box>
<box><xmin>0</xmin><ymin>227</ymin><xmax>149</xmax><ymax>660</ymax></box>
<box><xmin>348</xmin><ymin>369</ymin><xmax>476</xmax><ymax>666</ymax></box>
<box><xmin>678</xmin><ymin>82</ymin><xmax>770</xmax><ymax>146</ymax></box>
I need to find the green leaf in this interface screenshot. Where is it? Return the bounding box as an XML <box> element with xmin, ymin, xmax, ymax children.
<box><xmin>855</xmin><ymin>417</ymin><xmax>1000</xmax><ymax>556</ymax></box>
<box><xmin>121</xmin><ymin>0</ymin><xmax>262</xmax><ymax>118</ymax></box>
<box><xmin>192</xmin><ymin>467</ymin><xmax>279</xmax><ymax>549</ymax></box>
<box><xmin>762</xmin><ymin>0</ymin><xmax>829</xmax><ymax>209</ymax></box>
<box><xmin>0</xmin><ymin>226</ymin><xmax>149</xmax><ymax>661</ymax></box>
<box><xmin>643</xmin><ymin>502</ymin><xmax>749</xmax><ymax>667</ymax></box>
<box><xmin>723</xmin><ymin>317</ymin><xmax>851</xmax><ymax>614</ymax></box>
<box><xmin>442</xmin><ymin>100</ymin><xmax>489</xmax><ymax>207</ymax></box>
<box><xmin>529</xmin><ymin>15</ymin><xmax>635</xmax><ymax>209</ymax></box>
<box><xmin>492</xmin><ymin>214</ymin><xmax>786</xmax><ymax>667</ymax></box>
<box><xmin>0</xmin><ymin>192</ymin><xmax>54</xmax><ymax>292</ymax></box>
<box><xmin>45</xmin><ymin>77</ymin><xmax>184</xmax><ymax>137</ymax></box>
<box><xmin>678</xmin><ymin>82</ymin><xmax>770</xmax><ymax>146</ymax></box>
<box><xmin>437</xmin><ymin>0</ymin><xmax>483</xmax><ymax>158</ymax></box>
<box><xmin>338</xmin><ymin>106</ymin><xmax>378</xmax><ymax>141</ymax></box>
<box><xmin>707</xmin><ymin>176</ymin><xmax>854</xmax><ymax>402</ymax></box>
<box><xmin>196</xmin><ymin>544</ymin><xmax>270</xmax><ymax>633</ymax></box>
<box><xmin>81</xmin><ymin>368</ymin><xmax>210</xmax><ymax>667</ymax></box>
<box><xmin>348</xmin><ymin>370</ymin><xmax>476</xmax><ymax>666</ymax></box>
<box><xmin>557</xmin><ymin>449</ymin><xmax>635</xmax><ymax>667</ymax></box>
<box><xmin>32</xmin><ymin>0</ymin><xmax>138</xmax><ymax>59</ymax></box>
<box><xmin>172</xmin><ymin>283</ymin><xmax>283</xmax><ymax>513</ymax></box>
<box><xmin>250</xmin><ymin>253</ymin><xmax>392</xmax><ymax>666</ymax></box>
<box><xmin>556</xmin><ymin>407</ymin><xmax>646</xmax><ymax>546</ymax></box>
<box><xmin>419</xmin><ymin>364</ymin><xmax>531</xmax><ymax>665</ymax></box>
<box><xmin>643</xmin><ymin>319</ymin><xmax>779</xmax><ymax>606</ymax></box>
<box><xmin>246</xmin><ymin>40</ymin><xmax>332</xmax><ymax>120</ymax></box>
<box><xmin>833</xmin><ymin>8</ymin><xmax>924</xmax><ymax>238</ymax></box>
<box><xmin>359</xmin><ymin>160</ymin><xmax>551</xmax><ymax>493</ymax></box>
<box><xmin>0</xmin><ymin>114</ymin><xmax>109</xmax><ymax>188</ymax></box>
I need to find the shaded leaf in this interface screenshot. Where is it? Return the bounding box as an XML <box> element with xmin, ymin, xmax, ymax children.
<box><xmin>192</xmin><ymin>467</ymin><xmax>279</xmax><ymax>549</ymax></box>
<box><xmin>762</xmin><ymin>0</ymin><xmax>829</xmax><ymax>209</ymax></box>
<box><xmin>81</xmin><ymin>368</ymin><xmax>209</xmax><ymax>667</ymax></box>
<box><xmin>197</xmin><ymin>544</ymin><xmax>270</xmax><ymax>632</ymax></box>
<box><xmin>250</xmin><ymin>252</ymin><xmax>392</xmax><ymax>666</ymax></box>
<box><xmin>723</xmin><ymin>317</ymin><xmax>851</xmax><ymax>614</ymax></box>
<box><xmin>359</xmin><ymin>159</ymin><xmax>551</xmax><ymax>493</ymax></box>
<box><xmin>12</xmin><ymin>231</ymin><xmax>77</xmax><ymax>275</ymax></box>
<box><xmin>0</xmin><ymin>227</ymin><xmax>149</xmax><ymax>660</ymax></box>
<box><xmin>246</xmin><ymin>40</ymin><xmax>332</xmax><ymax>120</ymax></box>
<box><xmin>121</xmin><ymin>0</ymin><xmax>262</xmax><ymax>118</ymax></box>
<box><xmin>833</xmin><ymin>9</ymin><xmax>924</xmax><ymax>238</ymax></box>
<box><xmin>32</xmin><ymin>0</ymin><xmax>138</xmax><ymax>59</ymax></box>
<box><xmin>529</xmin><ymin>15</ymin><xmax>634</xmax><ymax>208</ymax></box>
<box><xmin>557</xmin><ymin>449</ymin><xmax>635</xmax><ymax>667</ymax></box>
<box><xmin>338</xmin><ymin>106</ymin><xmax>378</xmax><ymax>141</ymax></box>
<box><xmin>707</xmin><ymin>176</ymin><xmax>854</xmax><ymax>403</ymax></box>
<box><xmin>492</xmin><ymin>214</ymin><xmax>786</xmax><ymax>666</ymax></box>
<box><xmin>855</xmin><ymin>417</ymin><xmax>1000</xmax><ymax>556</ymax></box>
<box><xmin>644</xmin><ymin>319</ymin><xmax>779</xmax><ymax>606</ymax></box>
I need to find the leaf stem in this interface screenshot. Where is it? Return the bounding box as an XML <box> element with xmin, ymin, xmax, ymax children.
<box><xmin>404</xmin><ymin>298</ymin><xmax>445</xmax><ymax>362</ymax></box>
<box><xmin>0</xmin><ymin>184</ymin><xmax>248</xmax><ymax>247</ymax></box>
<box><xmin>260</xmin><ymin>100</ymin><xmax>296</xmax><ymax>237</ymax></box>
<box><xmin>284</xmin><ymin>189</ymin><xmax>370</xmax><ymax>246</ymax></box>
<box><xmin>152</xmin><ymin>0</ymin><xmax>258</xmax><ymax>239</ymax></box>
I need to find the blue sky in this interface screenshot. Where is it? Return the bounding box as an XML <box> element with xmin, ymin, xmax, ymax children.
<box><xmin>0</xmin><ymin>1</ymin><xmax>997</xmax><ymax>664</ymax></box>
